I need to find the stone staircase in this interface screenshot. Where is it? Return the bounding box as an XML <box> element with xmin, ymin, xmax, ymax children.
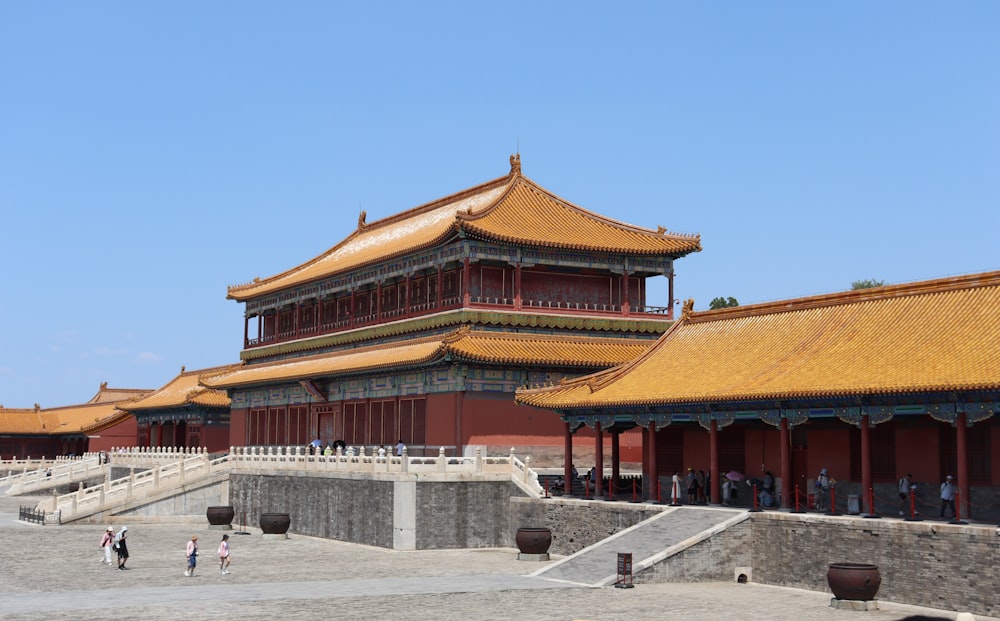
<box><xmin>531</xmin><ymin>506</ymin><xmax>749</xmax><ymax>586</ymax></box>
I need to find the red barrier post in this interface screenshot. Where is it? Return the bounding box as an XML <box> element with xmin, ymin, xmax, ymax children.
<box><xmin>791</xmin><ymin>484</ymin><xmax>805</xmax><ymax>513</ymax></box>
<box><xmin>905</xmin><ymin>489</ymin><xmax>922</xmax><ymax>521</ymax></box>
<box><xmin>863</xmin><ymin>487</ymin><xmax>880</xmax><ymax>519</ymax></box>
<box><xmin>632</xmin><ymin>479</ymin><xmax>638</xmax><ymax>502</ymax></box>
<box><xmin>749</xmin><ymin>483</ymin><xmax>762</xmax><ymax>512</ymax></box>
<box><xmin>544</xmin><ymin>479</ymin><xmax>550</xmax><ymax>498</ymax></box>
<box><xmin>826</xmin><ymin>487</ymin><xmax>841</xmax><ymax>515</ymax></box>
<box><xmin>949</xmin><ymin>489</ymin><xmax>967</xmax><ymax>524</ymax></box>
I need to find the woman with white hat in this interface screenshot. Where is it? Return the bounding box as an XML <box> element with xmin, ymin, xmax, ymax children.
<box><xmin>115</xmin><ymin>526</ymin><xmax>129</xmax><ymax>570</ymax></box>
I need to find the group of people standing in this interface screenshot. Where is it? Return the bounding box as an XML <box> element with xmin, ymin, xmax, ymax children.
<box><xmin>99</xmin><ymin>526</ymin><xmax>129</xmax><ymax>569</ymax></box>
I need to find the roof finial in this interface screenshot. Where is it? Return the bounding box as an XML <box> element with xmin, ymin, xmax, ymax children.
<box><xmin>509</xmin><ymin>153</ymin><xmax>521</xmax><ymax>176</ymax></box>
<box><xmin>181</xmin><ymin>365</ymin><xmax>186</xmax><ymax>373</ymax></box>
<box><xmin>681</xmin><ymin>298</ymin><xmax>695</xmax><ymax>319</ymax></box>
<box><xmin>358</xmin><ymin>209</ymin><xmax>367</xmax><ymax>229</ymax></box>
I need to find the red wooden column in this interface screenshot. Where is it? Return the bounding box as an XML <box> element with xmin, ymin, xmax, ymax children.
<box><xmin>514</xmin><ymin>262</ymin><xmax>522</xmax><ymax>310</ymax></box>
<box><xmin>349</xmin><ymin>290</ymin><xmax>356</xmax><ymax>328</ymax></box>
<box><xmin>648</xmin><ymin>421</ymin><xmax>658</xmax><ymax>501</ymax></box>
<box><xmin>436</xmin><ymin>266</ymin><xmax>443</xmax><ymax>308</ymax></box>
<box><xmin>376</xmin><ymin>281</ymin><xmax>383</xmax><ymax>321</ymax></box>
<box><xmin>293</xmin><ymin>302</ymin><xmax>300</xmax><ymax>337</ymax></box>
<box><xmin>611</xmin><ymin>429</ymin><xmax>620</xmax><ymax>498</ymax></box>
<box><xmin>594</xmin><ymin>422</ymin><xmax>604</xmax><ymax>498</ymax></box>
<box><xmin>243</xmin><ymin>315</ymin><xmax>249</xmax><ymax>348</ymax></box>
<box><xmin>462</xmin><ymin>258</ymin><xmax>471</xmax><ymax>306</ymax></box>
<box><xmin>667</xmin><ymin>270</ymin><xmax>675</xmax><ymax>320</ymax></box>
<box><xmin>860</xmin><ymin>414</ymin><xmax>872</xmax><ymax>513</ymax></box>
<box><xmin>564</xmin><ymin>421</ymin><xmax>574</xmax><ymax>496</ymax></box>
<box><xmin>621</xmin><ymin>272</ymin><xmax>631</xmax><ymax>316</ymax></box>
<box><xmin>780</xmin><ymin>417</ymin><xmax>791</xmax><ymax>509</ymax></box>
<box><xmin>404</xmin><ymin>275</ymin><xmax>412</xmax><ymax>318</ymax></box>
<box><xmin>956</xmin><ymin>412</ymin><xmax>969</xmax><ymax>518</ymax></box>
<box><xmin>709</xmin><ymin>419</ymin><xmax>719</xmax><ymax>504</ymax></box>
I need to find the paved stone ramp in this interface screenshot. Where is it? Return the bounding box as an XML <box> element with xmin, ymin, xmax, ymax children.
<box><xmin>531</xmin><ymin>505</ymin><xmax>748</xmax><ymax>586</ymax></box>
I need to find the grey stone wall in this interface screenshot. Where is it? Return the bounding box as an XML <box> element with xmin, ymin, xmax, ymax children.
<box><xmin>230</xmin><ymin>473</ymin><xmax>519</xmax><ymax>550</ymax></box>
<box><xmin>511</xmin><ymin>497</ymin><xmax>666</xmax><ymax>555</ymax></box>
<box><xmin>751</xmin><ymin>512</ymin><xmax>1000</xmax><ymax>617</ymax></box>
<box><xmin>634</xmin><ymin>519</ymin><xmax>752</xmax><ymax>584</ymax></box>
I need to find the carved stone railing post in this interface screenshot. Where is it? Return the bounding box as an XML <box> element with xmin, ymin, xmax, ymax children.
<box><xmin>523</xmin><ymin>456</ymin><xmax>532</xmax><ymax>485</ymax></box>
<box><xmin>475</xmin><ymin>447</ymin><xmax>483</xmax><ymax>473</ymax></box>
<box><xmin>438</xmin><ymin>447</ymin><xmax>447</xmax><ymax>472</ymax></box>
<box><xmin>401</xmin><ymin>447</ymin><xmax>409</xmax><ymax>473</ymax></box>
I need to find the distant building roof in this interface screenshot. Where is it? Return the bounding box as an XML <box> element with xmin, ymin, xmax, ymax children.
<box><xmin>117</xmin><ymin>364</ymin><xmax>241</xmax><ymax>412</ymax></box>
<box><xmin>0</xmin><ymin>384</ymin><xmax>153</xmax><ymax>436</ymax></box>
<box><xmin>516</xmin><ymin>270</ymin><xmax>1000</xmax><ymax>409</ymax></box>
<box><xmin>227</xmin><ymin>156</ymin><xmax>700</xmax><ymax>302</ymax></box>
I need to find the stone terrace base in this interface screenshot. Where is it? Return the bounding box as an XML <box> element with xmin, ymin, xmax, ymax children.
<box><xmin>262</xmin><ymin>533</ymin><xmax>288</xmax><ymax>540</ymax></box>
<box><xmin>517</xmin><ymin>552</ymin><xmax>550</xmax><ymax>561</ymax></box>
<box><xmin>831</xmin><ymin>598</ymin><xmax>878</xmax><ymax>611</ymax></box>
<box><xmin>208</xmin><ymin>524</ymin><xmax>232</xmax><ymax>530</ymax></box>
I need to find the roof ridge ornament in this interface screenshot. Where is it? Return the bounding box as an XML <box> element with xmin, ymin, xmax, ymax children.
<box><xmin>681</xmin><ymin>298</ymin><xmax>695</xmax><ymax>319</ymax></box>
<box><xmin>509</xmin><ymin>153</ymin><xmax>521</xmax><ymax>176</ymax></box>
<box><xmin>358</xmin><ymin>210</ymin><xmax>367</xmax><ymax>229</ymax></box>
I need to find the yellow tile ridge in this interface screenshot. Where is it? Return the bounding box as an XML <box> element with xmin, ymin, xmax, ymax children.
<box><xmin>227</xmin><ymin>174</ymin><xmax>514</xmax><ymax>298</ymax></box>
<box><xmin>686</xmin><ymin>270</ymin><xmax>1000</xmax><ymax>324</ymax></box>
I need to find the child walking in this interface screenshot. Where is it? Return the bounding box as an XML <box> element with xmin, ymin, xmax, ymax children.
<box><xmin>184</xmin><ymin>535</ymin><xmax>199</xmax><ymax>577</ymax></box>
<box><xmin>218</xmin><ymin>534</ymin><xmax>231</xmax><ymax>574</ymax></box>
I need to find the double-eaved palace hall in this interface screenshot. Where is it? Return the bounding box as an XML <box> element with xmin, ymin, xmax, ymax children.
<box><xmin>201</xmin><ymin>154</ymin><xmax>701</xmax><ymax>461</ymax></box>
<box><xmin>3</xmin><ymin>155</ymin><xmax>999</xmax><ymax>520</ymax></box>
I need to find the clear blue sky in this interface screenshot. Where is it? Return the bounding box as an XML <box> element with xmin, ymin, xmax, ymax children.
<box><xmin>1</xmin><ymin>3</ymin><xmax>997</xmax><ymax>408</ymax></box>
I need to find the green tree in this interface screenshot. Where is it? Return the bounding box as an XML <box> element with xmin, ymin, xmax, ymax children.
<box><xmin>851</xmin><ymin>279</ymin><xmax>886</xmax><ymax>290</ymax></box>
<box><xmin>709</xmin><ymin>296</ymin><xmax>739</xmax><ymax>310</ymax></box>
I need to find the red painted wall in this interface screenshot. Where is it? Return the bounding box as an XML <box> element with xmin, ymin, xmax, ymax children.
<box><xmin>88</xmin><ymin>416</ymin><xmax>138</xmax><ymax>452</ymax></box>
<box><xmin>896</xmin><ymin>425</ymin><xmax>940</xmax><ymax>484</ymax></box>
<box><xmin>807</xmin><ymin>429</ymin><xmax>851</xmax><ymax>484</ymax></box>
<box><xmin>202</xmin><ymin>424</ymin><xmax>230</xmax><ymax>454</ymax></box>
<box><xmin>229</xmin><ymin>408</ymin><xmax>248</xmax><ymax>448</ymax></box>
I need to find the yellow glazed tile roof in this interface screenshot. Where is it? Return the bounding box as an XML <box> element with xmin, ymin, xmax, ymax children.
<box><xmin>0</xmin><ymin>384</ymin><xmax>153</xmax><ymax>436</ymax></box>
<box><xmin>516</xmin><ymin>271</ymin><xmax>1000</xmax><ymax>409</ymax></box>
<box><xmin>202</xmin><ymin>329</ymin><xmax>649</xmax><ymax>389</ymax></box>
<box><xmin>228</xmin><ymin>158</ymin><xmax>699</xmax><ymax>301</ymax></box>
<box><xmin>0</xmin><ymin>407</ymin><xmax>45</xmax><ymax>434</ymax></box>
<box><xmin>446</xmin><ymin>330</ymin><xmax>650</xmax><ymax>367</ymax></box>
<box><xmin>119</xmin><ymin>364</ymin><xmax>240</xmax><ymax>412</ymax></box>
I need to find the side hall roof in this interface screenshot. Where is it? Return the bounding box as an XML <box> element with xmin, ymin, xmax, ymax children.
<box><xmin>227</xmin><ymin>155</ymin><xmax>700</xmax><ymax>302</ymax></box>
<box><xmin>515</xmin><ymin>270</ymin><xmax>1000</xmax><ymax>410</ymax></box>
<box><xmin>0</xmin><ymin>384</ymin><xmax>153</xmax><ymax>436</ymax></box>
<box><xmin>200</xmin><ymin>329</ymin><xmax>651</xmax><ymax>390</ymax></box>
<box><xmin>117</xmin><ymin>364</ymin><xmax>241</xmax><ymax>412</ymax></box>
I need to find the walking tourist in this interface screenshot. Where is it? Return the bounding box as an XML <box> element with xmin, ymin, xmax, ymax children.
<box><xmin>897</xmin><ymin>473</ymin><xmax>912</xmax><ymax>516</ymax></box>
<box><xmin>940</xmin><ymin>475</ymin><xmax>957</xmax><ymax>518</ymax></box>
<box><xmin>185</xmin><ymin>535</ymin><xmax>199</xmax><ymax>576</ymax></box>
<box><xmin>115</xmin><ymin>526</ymin><xmax>129</xmax><ymax>570</ymax></box>
<box><xmin>396</xmin><ymin>439</ymin><xmax>405</xmax><ymax>456</ymax></box>
<box><xmin>685</xmin><ymin>468</ymin><xmax>697</xmax><ymax>504</ymax></box>
<box><xmin>218</xmin><ymin>534</ymin><xmax>231</xmax><ymax>574</ymax></box>
<box><xmin>814</xmin><ymin>468</ymin><xmax>831</xmax><ymax>511</ymax></box>
<box><xmin>100</xmin><ymin>526</ymin><xmax>115</xmax><ymax>565</ymax></box>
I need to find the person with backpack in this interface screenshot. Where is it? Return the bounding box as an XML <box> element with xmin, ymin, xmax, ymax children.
<box><xmin>114</xmin><ymin>526</ymin><xmax>129</xmax><ymax>570</ymax></box>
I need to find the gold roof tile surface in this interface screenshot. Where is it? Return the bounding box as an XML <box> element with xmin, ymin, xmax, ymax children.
<box><xmin>228</xmin><ymin>162</ymin><xmax>699</xmax><ymax>301</ymax></box>
<box><xmin>203</xmin><ymin>330</ymin><xmax>649</xmax><ymax>389</ymax></box>
<box><xmin>447</xmin><ymin>331</ymin><xmax>650</xmax><ymax>367</ymax></box>
<box><xmin>459</xmin><ymin>178</ymin><xmax>701</xmax><ymax>255</ymax></box>
<box><xmin>516</xmin><ymin>271</ymin><xmax>1000</xmax><ymax>409</ymax></box>
<box><xmin>0</xmin><ymin>384</ymin><xmax>153</xmax><ymax>436</ymax></box>
<box><xmin>121</xmin><ymin>364</ymin><xmax>240</xmax><ymax>412</ymax></box>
